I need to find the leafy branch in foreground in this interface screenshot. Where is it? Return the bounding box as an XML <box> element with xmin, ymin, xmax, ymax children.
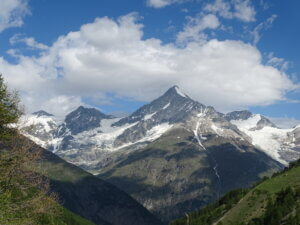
<box><xmin>0</xmin><ymin>74</ymin><xmax>60</xmax><ymax>224</ymax></box>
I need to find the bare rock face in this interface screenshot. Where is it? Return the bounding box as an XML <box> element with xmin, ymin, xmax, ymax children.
<box><xmin>64</xmin><ymin>106</ymin><xmax>114</xmax><ymax>135</ymax></box>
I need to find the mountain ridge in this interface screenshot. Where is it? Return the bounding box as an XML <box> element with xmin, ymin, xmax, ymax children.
<box><xmin>17</xmin><ymin>86</ymin><xmax>300</xmax><ymax>222</ymax></box>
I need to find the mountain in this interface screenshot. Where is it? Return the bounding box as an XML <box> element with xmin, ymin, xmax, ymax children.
<box><xmin>95</xmin><ymin>88</ymin><xmax>283</xmax><ymax>221</ymax></box>
<box><xmin>225</xmin><ymin>110</ymin><xmax>300</xmax><ymax>165</ymax></box>
<box><xmin>170</xmin><ymin>159</ymin><xmax>300</xmax><ymax>225</ymax></box>
<box><xmin>62</xmin><ymin>106</ymin><xmax>114</xmax><ymax>135</ymax></box>
<box><xmin>224</xmin><ymin>110</ymin><xmax>276</xmax><ymax>129</ymax></box>
<box><xmin>18</xmin><ymin>86</ymin><xmax>300</xmax><ymax>222</ymax></box>
<box><xmin>11</xmin><ymin>135</ymin><xmax>163</xmax><ymax>225</ymax></box>
<box><xmin>32</xmin><ymin>110</ymin><xmax>54</xmax><ymax>117</ymax></box>
<box><xmin>18</xmin><ymin>110</ymin><xmax>60</xmax><ymax>150</ymax></box>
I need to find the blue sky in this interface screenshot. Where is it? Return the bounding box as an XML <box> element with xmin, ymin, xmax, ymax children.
<box><xmin>0</xmin><ymin>0</ymin><xmax>299</xmax><ymax>126</ymax></box>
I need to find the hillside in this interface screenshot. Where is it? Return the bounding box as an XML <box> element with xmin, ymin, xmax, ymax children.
<box><xmin>170</xmin><ymin>160</ymin><xmax>300</xmax><ymax>225</ymax></box>
<box><xmin>0</xmin><ymin>135</ymin><xmax>96</xmax><ymax>225</ymax></box>
<box><xmin>97</xmin><ymin>125</ymin><xmax>281</xmax><ymax>222</ymax></box>
<box><xmin>14</xmin><ymin>135</ymin><xmax>163</xmax><ymax>225</ymax></box>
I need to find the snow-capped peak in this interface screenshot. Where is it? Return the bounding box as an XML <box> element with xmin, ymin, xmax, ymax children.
<box><xmin>174</xmin><ymin>86</ymin><xmax>187</xmax><ymax>98</ymax></box>
<box><xmin>231</xmin><ymin>114</ymin><xmax>262</xmax><ymax>130</ymax></box>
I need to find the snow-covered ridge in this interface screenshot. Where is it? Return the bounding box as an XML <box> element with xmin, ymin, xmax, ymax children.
<box><xmin>72</xmin><ymin>118</ymin><xmax>138</xmax><ymax>151</ymax></box>
<box><xmin>231</xmin><ymin>114</ymin><xmax>262</xmax><ymax>130</ymax></box>
<box><xmin>19</xmin><ymin>114</ymin><xmax>59</xmax><ymax>133</ymax></box>
<box><xmin>175</xmin><ymin>86</ymin><xmax>187</xmax><ymax>98</ymax></box>
<box><xmin>18</xmin><ymin>107</ymin><xmax>175</xmax><ymax>163</ymax></box>
<box><xmin>17</xmin><ymin>87</ymin><xmax>300</xmax><ymax>171</ymax></box>
<box><xmin>230</xmin><ymin>114</ymin><xmax>300</xmax><ymax>165</ymax></box>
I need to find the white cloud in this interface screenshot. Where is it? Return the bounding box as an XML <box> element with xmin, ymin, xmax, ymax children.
<box><xmin>40</xmin><ymin>96</ymin><xmax>84</xmax><ymax>119</ymax></box>
<box><xmin>177</xmin><ymin>14</ymin><xmax>220</xmax><ymax>43</ymax></box>
<box><xmin>233</xmin><ymin>0</ymin><xmax>256</xmax><ymax>22</ymax></box>
<box><xmin>269</xmin><ymin>117</ymin><xmax>300</xmax><ymax>129</ymax></box>
<box><xmin>204</xmin><ymin>0</ymin><xmax>232</xmax><ymax>19</ymax></box>
<box><xmin>204</xmin><ymin>0</ymin><xmax>256</xmax><ymax>22</ymax></box>
<box><xmin>10</xmin><ymin>34</ymin><xmax>49</xmax><ymax>50</ymax></box>
<box><xmin>0</xmin><ymin>14</ymin><xmax>297</xmax><ymax>117</ymax></box>
<box><xmin>147</xmin><ymin>0</ymin><xmax>188</xmax><ymax>8</ymax></box>
<box><xmin>252</xmin><ymin>14</ymin><xmax>277</xmax><ymax>45</ymax></box>
<box><xmin>0</xmin><ymin>0</ymin><xmax>30</xmax><ymax>32</ymax></box>
<box><xmin>267</xmin><ymin>52</ymin><xmax>289</xmax><ymax>72</ymax></box>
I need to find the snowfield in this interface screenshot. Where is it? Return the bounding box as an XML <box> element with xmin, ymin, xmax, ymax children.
<box><xmin>231</xmin><ymin>114</ymin><xmax>299</xmax><ymax>165</ymax></box>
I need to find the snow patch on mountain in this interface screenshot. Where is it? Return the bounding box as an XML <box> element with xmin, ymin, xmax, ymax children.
<box><xmin>231</xmin><ymin>115</ymin><xmax>298</xmax><ymax>165</ymax></box>
<box><xmin>72</xmin><ymin>118</ymin><xmax>138</xmax><ymax>151</ymax></box>
<box><xmin>211</xmin><ymin>124</ymin><xmax>223</xmax><ymax>136</ymax></box>
<box><xmin>19</xmin><ymin>114</ymin><xmax>58</xmax><ymax>133</ymax></box>
<box><xmin>231</xmin><ymin>114</ymin><xmax>261</xmax><ymax>130</ymax></box>
<box><xmin>244</xmin><ymin>127</ymin><xmax>291</xmax><ymax>165</ymax></box>
<box><xmin>144</xmin><ymin>112</ymin><xmax>157</xmax><ymax>120</ymax></box>
<box><xmin>193</xmin><ymin>108</ymin><xmax>208</xmax><ymax>150</ymax></box>
<box><xmin>135</xmin><ymin>123</ymin><xmax>173</xmax><ymax>143</ymax></box>
<box><xmin>175</xmin><ymin>86</ymin><xmax>187</xmax><ymax>98</ymax></box>
<box><xmin>162</xmin><ymin>103</ymin><xmax>171</xmax><ymax>110</ymax></box>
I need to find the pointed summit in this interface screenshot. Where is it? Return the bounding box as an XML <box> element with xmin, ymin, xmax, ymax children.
<box><xmin>113</xmin><ymin>86</ymin><xmax>206</xmax><ymax>127</ymax></box>
<box><xmin>32</xmin><ymin>110</ymin><xmax>54</xmax><ymax>117</ymax></box>
<box><xmin>163</xmin><ymin>85</ymin><xmax>189</xmax><ymax>99</ymax></box>
<box><xmin>64</xmin><ymin>106</ymin><xmax>113</xmax><ymax>135</ymax></box>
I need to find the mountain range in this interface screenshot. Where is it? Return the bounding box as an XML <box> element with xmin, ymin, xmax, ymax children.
<box><xmin>18</xmin><ymin>86</ymin><xmax>300</xmax><ymax>222</ymax></box>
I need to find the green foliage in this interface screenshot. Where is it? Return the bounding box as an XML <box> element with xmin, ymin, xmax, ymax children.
<box><xmin>0</xmin><ymin>75</ymin><xmax>95</xmax><ymax>225</ymax></box>
<box><xmin>169</xmin><ymin>189</ymin><xmax>248</xmax><ymax>225</ymax></box>
<box><xmin>248</xmin><ymin>186</ymin><xmax>300</xmax><ymax>225</ymax></box>
<box><xmin>0</xmin><ymin>139</ymin><xmax>59</xmax><ymax>225</ymax></box>
<box><xmin>0</xmin><ymin>74</ymin><xmax>22</xmax><ymax>138</ymax></box>
<box><xmin>170</xmin><ymin>159</ymin><xmax>300</xmax><ymax>225</ymax></box>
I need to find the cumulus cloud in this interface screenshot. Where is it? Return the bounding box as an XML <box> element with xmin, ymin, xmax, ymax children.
<box><xmin>0</xmin><ymin>0</ymin><xmax>30</xmax><ymax>32</ymax></box>
<box><xmin>176</xmin><ymin>14</ymin><xmax>220</xmax><ymax>43</ymax></box>
<box><xmin>0</xmin><ymin>13</ymin><xmax>297</xmax><ymax>116</ymax></box>
<box><xmin>10</xmin><ymin>34</ymin><xmax>49</xmax><ymax>50</ymax></box>
<box><xmin>147</xmin><ymin>0</ymin><xmax>188</xmax><ymax>8</ymax></box>
<box><xmin>204</xmin><ymin>0</ymin><xmax>256</xmax><ymax>22</ymax></box>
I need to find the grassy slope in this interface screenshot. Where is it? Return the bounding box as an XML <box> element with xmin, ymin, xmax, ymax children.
<box><xmin>170</xmin><ymin>160</ymin><xmax>300</xmax><ymax>225</ymax></box>
<box><xmin>45</xmin><ymin>207</ymin><xmax>96</xmax><ymax>225</ymax></box>
<box><xmin>0</xmin><ymin>192</ymin><xmax>96</xmax><ymax>225</ymax></box>
<box><xmin>219</xmin><ymin>164</ymin><xmax>300</xmax><ymax>224</ymax></box>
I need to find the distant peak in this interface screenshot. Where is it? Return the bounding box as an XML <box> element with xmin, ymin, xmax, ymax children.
<box><xmin>32</xmin><ymin>110</ymin><xmax>54</xmax><ymax>117</ymax></box>
<box><xmin>73</xmin><ymin>106</ymin><xmax>97</xmax><ymax>113</ymax></box>
<box><xmin>77</xmin><ymin>106</ymin><xmax>86</xmax><ymax>110</ymax></box>
<box><xmin>66</xmin><ymin>106</ymin><xmax>114</xmax><ymax>120</ymax></box>
<box><xmin>165</xmin><ymin>85</ymin><xmax>188</xmax><ymax>98</ymax></box>
<box><xmin>225</xmin><ymin>110</ymin><xmax>253</xmax><ymax>121</ymax></box>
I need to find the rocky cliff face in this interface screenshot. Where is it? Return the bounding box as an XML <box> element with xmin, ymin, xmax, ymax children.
<box><xmin>18</xmin><ymin>86</ymin><xmax>299</xmax><ymax>222</ymax></box>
